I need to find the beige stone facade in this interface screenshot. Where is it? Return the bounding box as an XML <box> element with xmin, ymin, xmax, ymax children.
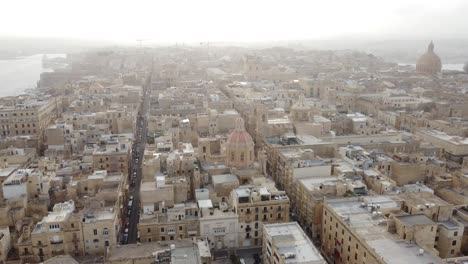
<box><xmin>0</xmin><ymin>98</ymin><xmax>60</xmax><ymax>137</ymax></box>
<box><xmin>231</xmin><ymin>185</ymin><xmax>290</xmax><ymax>248</ymax></box>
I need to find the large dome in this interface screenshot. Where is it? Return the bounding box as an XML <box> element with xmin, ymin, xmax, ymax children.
<box><xmin>225</xmin><ymin>118</ymin><xmax>255</xmax><ymax>169</ymax></box>
<box><xmin>226</xmin><ymin>118</ymin><xmax>254</xmax><ymax>148</ymax></box>
<box><xmin>416</xmin><ymin>41</ymin><xmax>442</xmax><ymax>75</ymax></box>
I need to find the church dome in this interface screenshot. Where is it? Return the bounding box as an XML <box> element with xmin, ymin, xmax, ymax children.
<box><xmin>227</xmin><ymin>118</ymin><xmax>254</xmax><ymax>148</ymax></box>
<box><xmin>416</xmin><ymin>41</ymin><xmax>442</xmax><ymax>75</ymax></box>
<box><xmin>225</xmin><ymin>118</ymin><xmax>255</xmax><ymax>169</ymax></box>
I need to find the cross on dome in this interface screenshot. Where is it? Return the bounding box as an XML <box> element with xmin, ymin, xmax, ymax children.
<box><xmin>235</xmin><ymin>117</ymin><xmax>245</xmax><ymax>131</ymax></box>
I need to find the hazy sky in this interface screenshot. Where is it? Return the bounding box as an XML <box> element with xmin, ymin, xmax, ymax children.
<box><xmin>2</xmin><ymin>0</ymin><xmax>468</xmax><ymax>43</ymax></box>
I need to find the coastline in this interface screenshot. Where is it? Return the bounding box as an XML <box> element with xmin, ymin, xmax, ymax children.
<box><xmin>0</xmin><ymin>54</ymin><xmax>65</xmax><ymax>98</ymax></box>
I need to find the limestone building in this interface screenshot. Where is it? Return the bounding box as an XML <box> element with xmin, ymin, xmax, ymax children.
<box><xmin>18</xmin><ymin>201</ymin><xmax>84</xmax><ymax>263</ymax></box>
<box><xmin>230</xmin><ymin>185</ymin><xmax>290</xmax><ymax>248</ymax></box>
<box><xmin>263</xmin><ymin>222</ymin><xmax>326</xmax><ymax>264</ymax></box>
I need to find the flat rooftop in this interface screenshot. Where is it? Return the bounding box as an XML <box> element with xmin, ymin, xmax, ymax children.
<box><xmin>265</xmin><ymin>222</ymin><xmax>325</xmax><ymax>263</ymax></box>
<box><xmin>398</xmin><ymin>192</ymin><xmax>451</xmax><ymax>207</ymax></box>
<box><xmin>419</xmin><ymin>130</ymin><xmax>468</xmax><ymax>145</ymax></box>
<box><xmin>298</xmin><ymin>177</ymin><xmax>339</xmax><ymax>192</ymax></box>
<box><xmin>0</xmin><ymin>165</ymin><xmax>18</xmax><ymax>178</ymax></box>
<box><xmin>327</xmin><ymin>197</ymin><xmax>443</xmax><ymax>264</ymax></box>
<box><xmin>396</xmin><ymin>214</ymin><xmax>435</xmax><ymax>226</ymax></box>
<box><xmin>82</xmin><ymin>210</ymin><xmax>115</xmax><ymax>223</ymax></box>
<box><xmin>212</xmin><ymin>174</ymin><xmax>239</xmax><ymax>185</ymax></box>
<box><xmin>106</xmin><ymin>239</ymin><xmax>196</xmax><ymax>262</ymax></box>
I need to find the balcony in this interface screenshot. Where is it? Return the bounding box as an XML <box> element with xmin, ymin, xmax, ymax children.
<box><xmin>50</xmin><ymin>240</ymin><xmax>63</xmax><ymax>244</ymax></box>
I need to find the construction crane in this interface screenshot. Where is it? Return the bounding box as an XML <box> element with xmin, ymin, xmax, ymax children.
<box><xmin>136</xmin><ymin>39</ymin><xmax>151</xmax><ymax>47</ymax></box>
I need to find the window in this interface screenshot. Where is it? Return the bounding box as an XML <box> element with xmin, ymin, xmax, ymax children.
<box><xmin>161</xmin><ymin>236</ymin><xmax>165</xmax><ymax>241</ymax></box>
<box><xmin>105</xmin><ymin>241</ymin><xmax>110</xmax><ymax>247</ymax></box>
<box><xmin>93</xmin><ymin>239</ymin><xmax>99</xmax><ymax>243</ymax></box>
<box><xmin>454</xmin><ymin>231</ymin><xmax>458</xmax><ymax>236</ymax></box>
<box><xmin>179</xmin><ymin>226</ymin><xmax>183</xmax><ymax>231</ymax></box>
<box><xmin>452</xmin><ymin>240</ymin><xmax>457</xmax><ymax>246</ymax></box>
<box><xmin>240</xmin><ymin>153</ymin><xmax>244</xmax><ymax>161</ymax></box>
<box><xmin>147</xmin><ymin>228</ymin><xmax>151</xmax><ymax>233</ymax></box>
<box><xmin>93</xmin><ymin>229</ymin><xmax>98</xmax><ymax>236</ymax></box>
<box><xmin>451</xmin><ymin>249</ymin><xmax>455</xmax><ymax>254</ymax></box>
<box><xmin>214</xmin><ymin>227</ymin><xmax>226</xmax><ymax>233</ymax></box>
<box><xmin>161</xmin><ymin>227</ymin><xmax>165</xmax><ymax>232</ymax></box>
<box><xmin>49</xmin><ymin>224</ymin><xmax>60</xmax><ymax>230</ymax></box>
<box><xmin>71</xmin><ymin>223</ymin><xmax>75</xmax><ymax>228</ymax></box>
<box><xmin>103</xmin><ymin>228</ymin><xmax>109</xmax><ymax>235</ymax></box>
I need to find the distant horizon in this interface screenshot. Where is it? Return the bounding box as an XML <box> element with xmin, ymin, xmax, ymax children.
<box><xmin>3</xmin><ymin>34</ymin><xmax>468</xmax><ymax>46</ymax></box>
<box><xmin>2</xmin><ymin>0</ymin><xmax>468</xmax><ymax>43</ymax></box>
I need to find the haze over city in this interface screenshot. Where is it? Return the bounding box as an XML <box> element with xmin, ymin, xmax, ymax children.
<box><xmin>0</xmin><ymin>1</ymin><xmax>468</xmax><ymax>264</ymax></box>
<box><xmin>2</xmin><ymin>0</ymin><xmax>468</xmax><ymax>42</ymax></box>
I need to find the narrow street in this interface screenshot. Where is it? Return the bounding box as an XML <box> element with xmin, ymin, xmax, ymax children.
<box><xmin>123</xmin><ymin>71</ymin><xmax>152</xmax><ymax>244</ymax></box>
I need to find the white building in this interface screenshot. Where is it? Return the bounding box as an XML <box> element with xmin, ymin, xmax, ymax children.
<box><xmin>2</xmin><ymin>169</ymin><xmax>29</xmax><ymax>199</ymax></box>
<box><xmin>199</xmin><ymin>205</ymin><xmax>239</xmax><ymax>250</ymax></box>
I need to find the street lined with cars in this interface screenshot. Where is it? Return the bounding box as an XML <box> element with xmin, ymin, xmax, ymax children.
<box><xmin>121</xmin><ymin>72</ymin><xmax>152</xmax><ymax>244</ymax></box>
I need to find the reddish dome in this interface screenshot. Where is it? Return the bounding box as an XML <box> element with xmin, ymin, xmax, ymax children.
<box><xmin>225</xmin><ymin>117</ymin><xmax>255</xmax><ymax>169</ymax></box>
<box><xmin>227</xmin><ymin>118</ymin><xmax>254</xmax><ymax>146</ymax></box>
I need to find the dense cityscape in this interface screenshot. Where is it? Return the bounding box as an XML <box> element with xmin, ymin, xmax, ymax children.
<box><xmin>0</xmin><ymin>39</ymin><xmax>465</xmax><ymax>264</ymax></box>
<box><xmin>2</xmin><ymin>1</ymin><xmax>468</xmax><ymax>263</ymax></box>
